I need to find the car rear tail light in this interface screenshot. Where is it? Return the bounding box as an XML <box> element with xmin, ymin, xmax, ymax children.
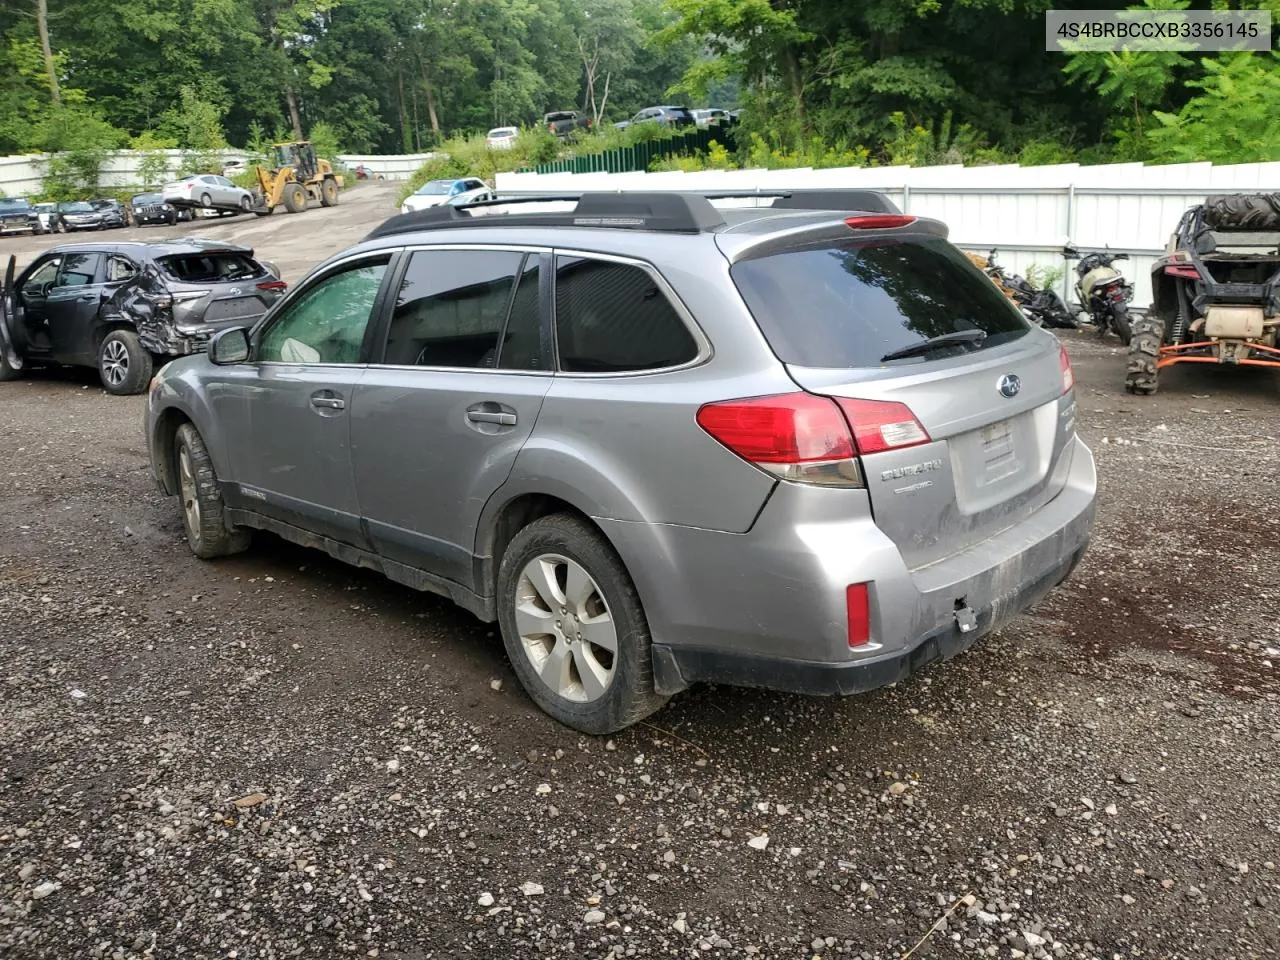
<box><xmin>832</xmin><ymin>398</ymin><xmax>930</xmax><ymax>455</ymax></box>
<box><xmin>257</xmin><ymin>279</ymin><xmax>287</xmax><ymax>291</ymax></box>
<box><xmin>1060</xmin><ymin>343</ymin><xmax>1075</xmax><ymax>394</ymax></box>
<box><xmin>845</xmin><ymin>215</ymin><xmax>916</xmax><ymax>230</ymax></box>
<box><xmin>1164</xmin><ymin>264</ymin><xmax>1200</xmax><ymax>279</ymax></box>
<box><xmin>695</xmin><ymin>392</ymin><xmax>862</xmax><ymax>486</ymax></box>
<box><xmin>847</xmin><ymin>583</ymin><xmax>871</xmax><ymax>647</ymax></box>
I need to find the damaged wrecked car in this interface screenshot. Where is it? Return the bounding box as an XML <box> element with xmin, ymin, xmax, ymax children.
<box><xmin>0</xmin><ymin>240</ymin><xmax>286</xmax><ymax>395</ymax></box>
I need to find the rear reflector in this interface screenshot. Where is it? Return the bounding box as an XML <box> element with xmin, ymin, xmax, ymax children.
<box><xmin>832</xmin><ymin>398</ymin><xmax>931</xmax><ymax>455</ymax></box>
<box><xmin>1059</xmin><ymin>343</ymin><xmax>1075</xmax><ymax>394</ymax></box>
<box><xmin>847</xmin><ymin>583</ymin><xmax>870</xmax><ymax>647</ymax></box>
<box><xmin>695</xmin><ymin>392</ymin><xmax>862</xmax><ymax>486</ymax></box>
<box><xmin>845</xmin><ymin>215</ymin><xmax>916</xmax><ymax>230</ymax></box>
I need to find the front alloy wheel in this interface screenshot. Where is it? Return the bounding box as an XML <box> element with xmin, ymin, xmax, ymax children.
<box><xmin>515</xmin><ymin>554</ymin><xmax>618</xmax><ymax>703</ymax></box>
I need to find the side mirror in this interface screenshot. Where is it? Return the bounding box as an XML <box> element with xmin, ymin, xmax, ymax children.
<box><xmin>209</xmin><ymin>326</ymin><xmax>250</xmax><ymax>364</ymax></box>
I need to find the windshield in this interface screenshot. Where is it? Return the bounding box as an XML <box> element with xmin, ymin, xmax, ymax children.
<box><xmin>416</xmin><ymin>180</ymin><xmax>455</xmax><ymax>196</ymax></box>
<box><xmin>730</xmin><ymin>235</ymin><xmax>1029</xmax><ymax>368</ymax></box>
<box><xmin>133</xmin><ymin>193</ymin><xmax>162</xmax><ymax>204</ymax></box>
<box><xmin>160</xmin><ymin>252</ymin><xmax>263</xmax><ymax>283</ymax></box>
<box><xmin>489</xmin><ymin>128</ymin><xmax>517</xmax><ymax>137</ymax></box>
<box><xmin>60</xmin><ymin>202</ymin><xmax>94</xmax><ymax>213</ymax></box>
<box><xmin>0</xmin><ymin>198</ymin><xmax>31</xmax><ymax>211</ymax></box>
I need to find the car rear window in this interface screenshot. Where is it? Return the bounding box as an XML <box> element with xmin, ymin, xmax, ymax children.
<box><xmin>160</xmin><ymin>253</ymin><xmax>263</xmax><ymax>283</ymax></box>
<box><xmin>729</xmin><ymin>236</ymin><xmax>1029</xmax><ymax>368</ymax></box>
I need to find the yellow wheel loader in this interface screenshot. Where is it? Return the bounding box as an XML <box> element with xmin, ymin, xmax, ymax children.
<box><xmin>251</xmin><ymin>141</ymin><xmax>344</xmax><ymax>216</ymax></box>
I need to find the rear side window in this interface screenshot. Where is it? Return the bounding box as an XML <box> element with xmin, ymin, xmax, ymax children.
<box><xmin>161</xmin><ymin>253</ymin><xmax>262</xmax><ymax>283</ymax></box>
<box><xmin>384</xmin><ymin>249</ymin><xmax>524</xmax><ymax>368</ymax></box>
<box><xmin>554</xmin><ymin>256</ymin><xmax>698</xmax><ymax>373</ymax></box>
<box><xmin>730</xmin><ymin>236</ymin><xmax>1029</xmax><ymax>368</ymax></box>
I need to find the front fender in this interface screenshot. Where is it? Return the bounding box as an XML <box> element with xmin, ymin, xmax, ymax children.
<box><xmin>146</xmin><ymin>359</ymin><xmax>235</xmax><ymax>494</ymax></box>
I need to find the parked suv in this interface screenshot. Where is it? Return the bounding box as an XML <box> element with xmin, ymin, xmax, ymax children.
<box><xmin>0</xmin><ymin>197</ymin><xmax>44</xmax><ymax>236</ymax></box>
<box><xmin>1</xmin><ymin>240</ymin><xmax>286</xmax><ymax>394</ymax></box>
<box><xmin>142</xmin><ymin>191</ymin><xmax>1096</xmax><ymax>734</ymax></box>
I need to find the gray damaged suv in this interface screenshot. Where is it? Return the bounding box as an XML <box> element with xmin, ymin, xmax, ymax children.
<box><xmin>144</xmin><ymin>191</ymin><xmax>1096</xmax><ymax>734</ymax></box>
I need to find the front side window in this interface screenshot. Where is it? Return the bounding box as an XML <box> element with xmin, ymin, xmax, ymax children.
<box><xmin>259</xmin><ymin>259</ymin><xmax>388</xmax><ymax>364</ymax></box>
<box><xmin>56</xmin><ymin>253</ymin><xmax>102</xmax><ymax>288</ymax></box>
<box><xmin>383</xmin><ymin>249</ymin><xmax>534</xmax><ymax>369</ymax></box>
<box><xmin>554</xmin><ymin>256</ymin><xmax>698</xmax><ymax>373</ymax></box>
<box><xmin>23</xmin><ymin>257</ymin><xmax>61</xmax><ymax>296</ymax></box>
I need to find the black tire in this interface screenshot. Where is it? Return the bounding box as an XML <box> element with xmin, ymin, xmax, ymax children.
<box><xmin>320</xmin><ymin>178</ymin><xmax>339</xmax><ymax>207</ymax></box>
<box><xmin>239</xmin><ymin>195</ymin><xmax>252</xmax><ymax>213</ymax></box>
<box><xmin>496</xmin><ymin>514</ymin><xmax>668</xmax><ymax>734</ymax></box>
<box><xmin>97</xmin><ymin>329</ymin><xmax>153</xmax><ymax>395</ymax></box>
<box><xmin>167</xmin><ymin>211</ymin><xmax>177</xmax><ymax>225</ymax></box>
<box><xmin>200</xmin><ymin>192</ymin><xmax>212</xmax><ymax>208</ymax></box>
<box><xmin>1112</xmin><ymin>305</ymin><xmax>1132</xmax><ymax>345</ymax></box>
<box><xmin>1124</xmin><ymin>311</ymin><xmax>1165</xmax><ymax>395</ymax></box>
<box><xmin>283</xmin><ymin>183</ymin><xmax>307</xmax><ymax>214</ymax></box>
<box><xmin>173</xmin><ymin>423</ymin><xmax>252</xmax><ymax>559</ymax></box>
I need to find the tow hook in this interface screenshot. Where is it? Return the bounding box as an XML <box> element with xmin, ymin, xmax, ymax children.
<box><xmin>954</xmin><ymin>603</ymin><xmax>977</xmax><ymax>634</ymax></box>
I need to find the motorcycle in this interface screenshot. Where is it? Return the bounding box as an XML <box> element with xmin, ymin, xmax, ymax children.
<box><xmin>983</xmin><ymin>248</ymin><xmax>1078</xmax><ymax>330</ymax></box>
<box><xmin>1063</xmin><ymin>243</ymin><xmax>1134</xmax><ymax>344</ymax></box>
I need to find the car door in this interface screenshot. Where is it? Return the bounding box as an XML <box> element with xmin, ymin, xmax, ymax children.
<box><xmin>43</xmin><ymin>251</ymin><xmax>106</xmax><ymax>364</ymax></box>
<box><xmin>15</xmin><ymin>254</ymin><xmax>62</xmax><ymax>355</ymax></box>
<box><xmin>351</xmin><ymin>246</ymin><xmax>553</xmax><ymax>586</ymax></box>
<box><xmin>214</xmin><ymin>252</ymin><xmax>396</xmax><ymax>547</ymax></box>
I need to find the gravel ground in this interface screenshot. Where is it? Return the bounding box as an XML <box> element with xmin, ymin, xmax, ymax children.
<box><xmin>2</xmin><ymin>220</ymin><xmax>1279</xmax><ymax>959</ymax></box>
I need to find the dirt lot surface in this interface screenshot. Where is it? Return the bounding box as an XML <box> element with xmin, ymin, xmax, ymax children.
<box><xmin>2</xmin><ymin>194</ymin><xmax>1279</xmax><ymax>960</ymax></box>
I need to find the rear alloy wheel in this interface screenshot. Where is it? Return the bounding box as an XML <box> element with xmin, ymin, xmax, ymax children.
<box><xmin>174</xmin><ymin>423</ymin><xmax>252</xmax><ymax>559</ymax></box>
<box><xmin>200</xmin><ymin>192</ymin><xmax>213</xmax><ymax>209</ymax></box>
<box><xmin>497</xmin><ymin>514</ymin><xmax>668</xmax><ymax>734</ymax></box>
<box><xmin>320</xmin><ymin>178</ymin><xmax>339</xmax><ymax>207</ymax></box>
<box><xmin>1124</xmin><ymin>311</ymin><xmax>1165</xmax><ymax>395</ymax></box>
<box><xmin>239</xmin><ymin>195</ymin><xmax>252</xmax><ymax>213</ymax></box>
<box><xmin>97</xmin><ymin>329</ymin><xmax>153</xmax><ymax>395</ymax></box>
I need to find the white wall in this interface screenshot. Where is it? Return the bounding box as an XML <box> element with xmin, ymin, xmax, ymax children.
<box><xmin>495</xmin><ymin>161</ymin><xmax>1280</xmax><ymax>310</ymax></box>
<box><xmin>0</xmin><ymin>149</ymin><xmax>431</xmax><ymax>197</ymax></box>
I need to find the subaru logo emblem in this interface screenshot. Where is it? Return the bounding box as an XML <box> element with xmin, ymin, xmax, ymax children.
<box><xmin>998</xmin><ymin>374</ymin><xmax>1021</xmax><ymax>398</ymax></box>
<box><xmin>227</xmin><ymin>287</ymin><xmax>241</xmax><ymax>296</ymax></box>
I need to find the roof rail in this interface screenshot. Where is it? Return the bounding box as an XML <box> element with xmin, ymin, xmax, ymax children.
<box><xmin>363</xmin><ymin>191</ymin><xmax>727</xmax><ymax>241</ymax></box>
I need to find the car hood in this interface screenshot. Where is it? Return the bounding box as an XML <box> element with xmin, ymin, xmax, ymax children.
<box><xmin>403</xmin><ymin>194</ymin><xmax>450</xmax><ymax>210</ymax></box>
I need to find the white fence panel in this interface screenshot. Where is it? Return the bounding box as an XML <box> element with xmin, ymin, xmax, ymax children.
<box><xmin>495</xmin><ymin>160</ymin><xmax>1280</xmax><ymax>312</ymax></box>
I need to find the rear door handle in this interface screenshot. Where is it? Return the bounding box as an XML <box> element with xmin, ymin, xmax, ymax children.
<box><xmin>466</xmin><ymin>410</ymin><xmax>516</xmax><ymax>426</ymax></box>
<box><xmin>310</xmin><ymin>395</ymin><xmax>345</xmax><ymax>410</ymax></box>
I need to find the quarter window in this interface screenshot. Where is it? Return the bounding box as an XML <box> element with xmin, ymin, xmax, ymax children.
<box><xmin>105</xmin><ymin>256</ymin><xmax>137</xmax><ymax>283</ymax></box>
<box><xmin>383</xmin><ymin>249</ymin><xmax>536</xmax><ymax>369</ymax></box>
<box><xmin>553</xmin><ymin>256</ymin><xmax>698</xmax><ymax>373</ymax></box>
<box><xmin>259</xmin><ymin>259</ymin><xmax>388</xmax><ymax>364</ymax></box>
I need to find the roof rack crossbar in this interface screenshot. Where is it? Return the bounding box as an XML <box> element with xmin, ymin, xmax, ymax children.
<box><xmin>364</xmin><ymin>191</ymin><xmax>728</xmax><ymax>241</ymax></box>
<box><xmin>362</xmin><ymin>188</ymin><xmax>902</xmax><ymax>241</ymax></box>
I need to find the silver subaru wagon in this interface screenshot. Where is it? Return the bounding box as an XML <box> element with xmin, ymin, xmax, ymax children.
<box><xmin>144</xmin><ymin>190</ymin><xmax>1096</xmax><ymax>734</ymax></box>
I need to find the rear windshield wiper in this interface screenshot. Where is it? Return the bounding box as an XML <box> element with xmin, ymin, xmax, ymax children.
<box><xmin>880</xmin><ymin>329</ymin><xmax>987</xmax><ymax>363</ymax></box>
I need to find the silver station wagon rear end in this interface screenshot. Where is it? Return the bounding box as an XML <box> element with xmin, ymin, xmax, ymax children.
<box><xmin>146</xmin><ymin>190</ymin><xmax>1095</xmax><ymax>733</ymax></box>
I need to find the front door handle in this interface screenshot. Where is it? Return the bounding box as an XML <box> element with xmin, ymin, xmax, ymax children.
<box><xmin>310</xmin><ymin>395</ymin><xmax>345</xmax><ymax>410</ymax></box>
<box><xmin>466</xmin><ymin>409</ymin><xmax>516</xmax><ymax>426</ymax></box>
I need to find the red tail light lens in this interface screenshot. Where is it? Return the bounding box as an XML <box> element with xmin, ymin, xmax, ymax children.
<box><xmin>1059</xmin><ymin>343</ymin><xmax>1074</xmax><ymax>394</ymax></box>
<box><xmin>257</xmin><ymin>280</ymin><xmax>287</xmax><ymax>291</ymax></box>
<box><xmin>832</xmin><ymin>398</ymin><xmax>930</xmax><ymax>455</ymax></box>
<box><xmin>845</xmin><ymin>215</ymin><xmax>916</xmax><ymax>230</ymax></box>
<box><xmin>847</xmin><ymin>583</ymin><xmax>870</xmax><ymax>647</ymax></box>
<box><xmin>695</xmin><ymin>392</ymin><xmax>861</xmax><ymax>486</ymax></box>
<box><xmin>1164</xmin><ymin>263</ymin><xmax>1199</xmax><ymax>279</ymax></box>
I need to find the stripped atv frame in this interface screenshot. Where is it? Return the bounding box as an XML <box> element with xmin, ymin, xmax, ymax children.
<box><xmin>1128</xmin><ymin>193</ymin><xmax>1280</xmax><ymax>394</ymax></box>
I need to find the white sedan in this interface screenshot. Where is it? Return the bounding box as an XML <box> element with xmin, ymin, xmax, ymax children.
<box><xmin>399</xmin><ymin>177</ymin><xmax>493</xmax><ymax>214</ymax></box>
<box><xmin>163</xmin><ymin>174</ymin><xmax>254</xmax><ymax>212</ymax></box>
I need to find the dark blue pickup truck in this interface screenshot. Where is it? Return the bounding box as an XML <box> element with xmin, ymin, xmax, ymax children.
<box><xmin>0</xmin><ymin>198</ymin><xmax>44</xmax><ymax>236</ymax></box>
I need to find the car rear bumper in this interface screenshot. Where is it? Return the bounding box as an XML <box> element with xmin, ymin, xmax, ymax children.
<box><xmin>599</xmin><ymin>434</ymin><xmax>1096</xmax><ymax>697</ymax></box>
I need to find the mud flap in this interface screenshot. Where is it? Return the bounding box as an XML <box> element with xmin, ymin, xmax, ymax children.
<box><xmin>1</xmin><ymin>255</ymin><xmax>23</xmax><ymax>371</ymax></box>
